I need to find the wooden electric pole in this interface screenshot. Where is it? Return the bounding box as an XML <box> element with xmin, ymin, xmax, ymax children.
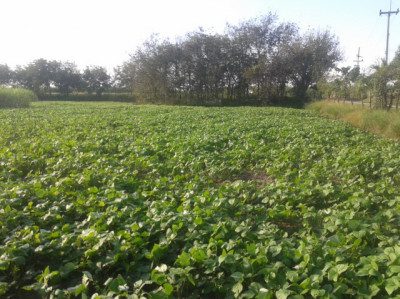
<box><xmin>380</xmin><ymin>1</ymin><xmax>399</xmax><ymax>65</ymax></box>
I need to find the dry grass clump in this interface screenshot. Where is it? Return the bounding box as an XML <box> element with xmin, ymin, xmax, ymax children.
<box><xmin>307</xmin><ymin>101</ymin><xmax>400</xmax><ymax>141</ymax></box>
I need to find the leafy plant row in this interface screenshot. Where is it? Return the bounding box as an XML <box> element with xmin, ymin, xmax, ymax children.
<box><xmin>1</xmin><ymin>102</ymin><xmax>400</xmax><ymax>298</ymax></box>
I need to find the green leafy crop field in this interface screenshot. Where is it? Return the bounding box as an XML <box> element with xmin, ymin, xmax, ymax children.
<box><xmin>1</xmin><ymin>102</ymin><xmax>400</xmax><ymax>298</ymax></box>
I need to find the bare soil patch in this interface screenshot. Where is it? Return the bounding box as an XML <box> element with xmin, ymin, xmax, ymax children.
<box><xmin>217</xmin><ymin>170</ymin><xmax>275</xmax><ymax>189</ymax></box>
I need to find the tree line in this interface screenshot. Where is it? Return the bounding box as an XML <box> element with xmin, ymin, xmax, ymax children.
<box><xmin>5</xmin><ymin>14</ymin><xmax>399</xmax><ymax>107</ymax></box>
<box><xmin>0</xmin><ymin>14</ymin><xmax>342</xmax><ymax>105</ymax></box>
<box><xmin>116</xmin><ymin>14</ymin><xmax>342</xmax><ymax>105</ymax></box>
<box><xmin>0</xmin><ymin>60</ymin><xmax>112</xmax><ymax>97</ymax></box>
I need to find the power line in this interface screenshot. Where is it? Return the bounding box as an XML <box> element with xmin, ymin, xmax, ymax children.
<box><xmin>380</xmin><ymin>0</ymin><xmax>399</xmax><ymax>64</ymax></box>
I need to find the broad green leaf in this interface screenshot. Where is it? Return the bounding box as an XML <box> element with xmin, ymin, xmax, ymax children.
<box><xmin>232</xmin><ymin>282</ymin><xmax>243</xmax><ymax>297</ymax></box>
<box><xmin>231</xmin><ymin>272</ymin><xmax>244</xmax><ymax>282</ymax></box>
<box><xmin>246</xmin><ymin>243</ymin><xmax>256</xmax><ymax>256</ymax></box>
<box><xmin>276</xmin><ymin>289</ymin><xmax>291</xmax><ymax>299</ymax></box>
<box><xmin>75</xmin><ymin>284</ymin><xmax>87</xmax><ymax>296</ymax></box>
<box><xmin>163</xmin><ymin>283</ymin><xmax>173</xmax><ymax>296</ymax></box>
<box><xmin>311</xmin><ymin>289</ymin><xmax>326</xmax><ymax>298</ymax></box>
<box><xmin>390</xmin><ymin>266</ymin><xmax>400</xmax><ymax>274</ymax></box>
<box><xmin>386</xmin><ymin>277</ymin><xmax>400</xmax><ymax>295</ymax></box>
<box><xmin>35</xmin><ymin>188</ymin><xmax>46</xmax><ymax>198</ymax></box>
<box><xmin>371</xmin><ymin>260</ymin><xmax>379</xmax><ymax>271</ymax></box>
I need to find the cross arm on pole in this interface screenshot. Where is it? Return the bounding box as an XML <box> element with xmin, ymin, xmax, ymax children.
<box><xmin>380</xmin><ymin>9</ymin><xmax>399</xmax><ymax>16</ymax></box>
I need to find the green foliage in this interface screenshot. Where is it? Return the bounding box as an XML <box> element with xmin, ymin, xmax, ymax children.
<box><xmin>10</xmin><ymin>59</ymin><xmax>113</xmax><ymax>97</ymax></box>
<box><xmin>371</xmin><ymin>63</ymin><xmax>392</xmax><ymax>109</ymax></box>
<box><xmin>0</xmin><ymin>87</ymin><xmax>38</xmax><ymax>108</ymax></box>
<box><xmin>38</xmin><ymin>92</ymin><xmax>135</xmax><ymax>102</ymax></box>
<box><xmin>83</xmin><ymin>66</ymin><xmax>111</xmax><ymax>96</ymax></box>
<box><xmin>0</xmin><ymin>64</ymin><xmax>12</xmax><ymax>85</ymax></box>
<box><xmin>289</xmin><ymin>30</ymin><xmax>342</xmax><ymax>98</ymax></box>
<box><xmin>2</xmin><ymin>102</ymin><xmax>400</xmax><ymax>298</ymax></box>
<box><xmin>315</xmin><ymin>66</ymin><xmax>368</xmax><ymax>103</ymax></box>
<box><xmin>13</xmin><ymin>59</ymin><xmax>83</xmax><ymax>96</ymax></box>
<box><xmin>124</xmin><ymin>15</ymin><xmax>340</xmax><ymax>105</ymax></box>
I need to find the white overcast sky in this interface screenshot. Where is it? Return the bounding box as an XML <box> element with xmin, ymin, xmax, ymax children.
<box><xmin>1</xmin><ymin>0</ymin><xmax>399</xmax><ymax>73</ymax></box>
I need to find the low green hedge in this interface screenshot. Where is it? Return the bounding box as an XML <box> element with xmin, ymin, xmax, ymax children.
<box><xmin>38</xmin><ymin>93</ymin><xmax>135</xmax><ymax>102</ymax></box>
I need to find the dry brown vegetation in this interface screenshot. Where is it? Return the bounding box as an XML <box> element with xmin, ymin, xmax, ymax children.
<box><xmin>308</xmin><ymin>100</ymin><xmax>400</xmax><ymax>141</ymax></box>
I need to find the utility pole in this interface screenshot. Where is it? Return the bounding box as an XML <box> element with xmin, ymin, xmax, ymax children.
<box><xmin>380</xmin><ymin>0</ymin><xmax>399</xmax><ymax>65</ymax></box>
<box><xmin>354</xmin><ymin>47</ymin><xmax>363</xmax><ymax>68</ymax></box>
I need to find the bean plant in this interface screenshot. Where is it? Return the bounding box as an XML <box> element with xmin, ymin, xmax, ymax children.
<box><xmin>1</xmin><ymin>102</ymin><xmax>400</xmax><ymax>298</ymax></box>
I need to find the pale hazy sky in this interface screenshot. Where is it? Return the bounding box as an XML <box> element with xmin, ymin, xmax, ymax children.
<box><xmin>1</xmin><ymin>0</ymin><xmax>399</xmax><ymax>72</ymax></box>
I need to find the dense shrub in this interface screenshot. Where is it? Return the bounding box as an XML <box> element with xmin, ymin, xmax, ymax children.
<box><xmin>0</xmin><ymin>87</ymin><xmax>38</xmax><ymax>108</ymax></box>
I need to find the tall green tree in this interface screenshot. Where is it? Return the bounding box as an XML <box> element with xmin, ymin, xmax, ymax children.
<box><xmin>53</xmin><ymin>62</ymin><xmax>82</xmax><ymax>95</ymax></box>
<box><xmin>14</xmin><ymin>59</ymin><xmax>53</xmax><ymax>93</ymax></box>
<box><xmin>83</xmin><ymin>66</ymin><xmax>111</xmax><ymax>96</ymax></box>
<box><xmin>289</xmin><ymin>30</ymin><xmax>342</xmax><ymax>98</ymax></box>
<box><xmin>113</xmin><ymin>62</ymin><xmax>137</xmax><ymax>91</ymax></box>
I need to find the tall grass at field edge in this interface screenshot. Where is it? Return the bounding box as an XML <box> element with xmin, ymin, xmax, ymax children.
<box><xmin>0</xmin><ymin>87</ymin><xmax>38</xmax><ymax>108</ymax></box>
<box><xmin>307</xmin><ymin>101</ymin><xmax>400</xmax><ymax>141</ymax></box>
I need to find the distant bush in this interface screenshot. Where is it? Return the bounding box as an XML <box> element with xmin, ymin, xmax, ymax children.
<box><xmin>0</xmin><ymin>87</ymin><xmax>38</xmax><ymax>108</ymax></box>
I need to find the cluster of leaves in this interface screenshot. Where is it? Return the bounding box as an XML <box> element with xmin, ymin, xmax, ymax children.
<box><xmin>1</xmin><ymin>102</ymin><xmax>400</xmax><ymax>298</ymax></box>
